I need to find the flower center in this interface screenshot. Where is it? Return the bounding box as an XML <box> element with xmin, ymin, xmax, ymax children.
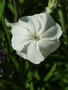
<box><xmin>33</xmin><ymin>35</ymin><xmax>40</xmax><ymax>41</ymax></box>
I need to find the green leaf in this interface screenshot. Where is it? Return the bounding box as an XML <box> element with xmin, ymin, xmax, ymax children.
<box><xmin>9</xmin><ymin>55</ymin><xmax>20</xmax><ymax>72</ymax></box>
<box><xmin>43</xmin><ymin>63</ymin><xmax>56</xmax><ymax>82</ymax></box>
<box><xmin>41</xmin><ymin>88</ymin><xmax>45</xmax><ymax>90</ymax></box>
<box><xmin>30</xmin><ymin>82</ymin><xmax>34</xmax><ymax>90</ymax></box>
<box><xmin>0</xmin><ymin>29</ymin><xmax>3</xmax><ymax>39</ymax></box>
<box><xmin>65</xmin><ymin>87</ymin><xmax>68</xmax><ymax>90</ymax></box>
<box><xmin>8</xmin><ymin>3</ymin><xmax>16</xmax><ymax>16</ymax></box>
<box><xmin>19</xmin><ymin>0</ymin><xmax>24</xmax><ymax>3</ymax></box>
<box><xmin>0</xmin><ymin>79</ymin><xmax>21</xmax><ymax>90</ymax></box>
<box><xmin>1</xmin><ymin>15</ymin><xmax>12</xmax><ymax>52</ymax></box>
<box><xmin>58</xmin><ymin>9</ymin><xmax>65</xmax><ymax>32</ymax></box>
<box><xmin>0</xmin><ymin>0</ymin><xmax>5</xmax><ymax>17</ymax></box>
<box><xmin>33</xmin><ymin>70</ymin><xmax>40</xmax><ymax>80</ymax></box>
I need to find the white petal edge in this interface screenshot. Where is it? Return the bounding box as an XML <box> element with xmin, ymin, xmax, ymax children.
<box><xmin>55</xmin><ymin>23</ymin><xmax>62</xmax><ymax>39</ymax></box>
<box><xmin>16</xmin><ymin>44</ymin><xmax>29</xmax><ymax>59</ymax></box>
<box><xmin>16</xmin><ymin>51</ymin><xmax>28</xmax><ymax>60</ymax></box>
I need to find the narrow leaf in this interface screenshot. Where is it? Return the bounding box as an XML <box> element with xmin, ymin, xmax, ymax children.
<box><xmin>0</xmin><ymin>0</ymin><xmax>5</xmax><ymax>17</ymax></box>
<box><xmin>43</xmin><ymin>63</ymin><xmax>56</xmax><ymax>82</ymax></box>
<box><xmin>9</xmin><ymin>55</ymin><xmax>19</xmax><ymax>71</ymax></box>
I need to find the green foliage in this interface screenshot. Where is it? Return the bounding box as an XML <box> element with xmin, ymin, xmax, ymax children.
<box><xmin>0</xmin><ymin>0</ymin><xmax>5</xmax><ymax>18</ymax></box>
<box><xmin>0</xmin><ymin>0</ymin><xmax>68</xmax><ymax>90</ymax></box>
<box><xmin>43</xmin><ymin>63</ymin><xmax>56</xmax><ymax>82</ymax></box>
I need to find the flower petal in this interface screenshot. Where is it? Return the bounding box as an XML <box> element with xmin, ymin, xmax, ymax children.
<box><xmin>12</xmin><ymin>36</ymin><xmax>31</xmax><ymax>51</ymax></box>
<box><xmin>16</xmin><ymin>51</ymin><xmax>27</xmax><ymax>59</ymax></box>
<box><xmin>45</xmin><ymin>14</ymin><xmax>56</xmax><ymax>30</ymax></box>
<box><xmin>20</xmin><ymin>13</ymin><xmax>46</xmax><ymax>34</ymax></box>
<box><xmin>38</xmin><ymin>14</ymin><xmax>56</xmax><ymax>36</ymax></box>
<box><xmin>19</xmin><ymin>16</ymin><xmax>35</xmax><ymax>34</ymax></box>
<box><xmin>38</xmin><ymin>38</ymin><xmax>60</xmax><ymax>58</ymax></box>
<box><xmin>40</xmin><ymin>23</ymin><xmax>62</xmax><ymax>40</ymax></box>
<box><xmin>27</xmin><ymin>41</ymin><xmax>44</xmax><ymax>64</ymax></box>
<box><xmin>27</xmin><ymin>14</ymin><xmax>41</xmax><ymax>33</ymax></box>
<box><xmin>11</xmin><ymin>23</ymin><xmax>31</xmax><ymax>36</ymax></box>
<box><xmin>38</xmin><ymin>13</ymin><xmax>47</xmax><ymax>35</ymax></box>
<box><xmin>16</xmin><ymin>44</ymin><xmax>28</xmax><ymax>59</ymax></box>
<box><xmin>11</xmin><ymin>24</ymin><xmax>32</xmax><ymax>51</ymax></box>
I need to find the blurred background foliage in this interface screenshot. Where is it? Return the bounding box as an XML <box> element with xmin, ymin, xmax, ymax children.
<box><xmin>0</xmin><ymin>0</ymin><xmax>68</xmax><ymax>90</ymax></box>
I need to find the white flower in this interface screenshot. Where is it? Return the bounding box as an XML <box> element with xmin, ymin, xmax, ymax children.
<box><xmin>11</xmin><ymin>13</ymin><xmax>62</xmax><ymax>64</ymax></box>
